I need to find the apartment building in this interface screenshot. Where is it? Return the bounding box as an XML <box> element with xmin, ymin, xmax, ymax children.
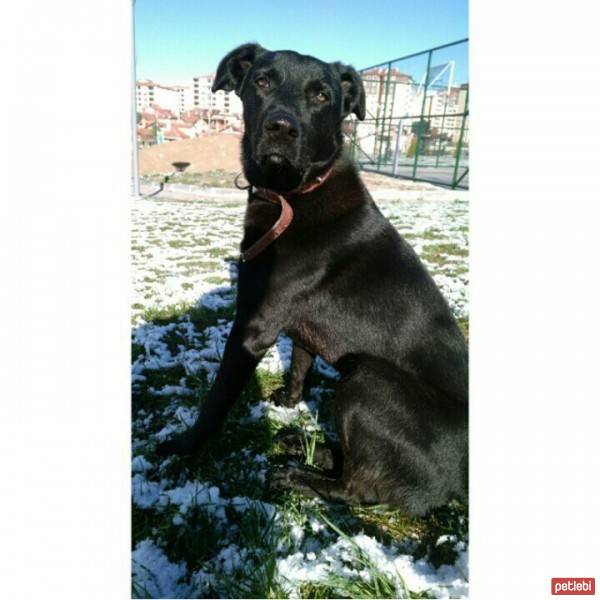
<box><xmin>136</xmin><ymin>80</ymin><xmax>192</xmax><ymax>116</ymax></box>
<box><xmin>361</xmin><ymin>67</ymin><xmax>418</xmax><ymax>119</ymax></box>
<box><xmin>191</xmin><ymin>74</ymin><xmax>243</xmax><ymax>115</ymax></box>
<box><xmin>424</xmin><ymin>83</ymin><xmax>468</xmax><ymax>143</ymax></box>
<box><xmin>358</xmin><ymin>68</ymin><xmax>418</xmax><ymax>156</ymax></box>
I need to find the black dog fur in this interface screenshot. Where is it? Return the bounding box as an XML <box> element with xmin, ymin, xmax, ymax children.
<box><xmin>157</xmin><ymin>43</ymin><xmax>468</xmax><ymax>516</ymax></box>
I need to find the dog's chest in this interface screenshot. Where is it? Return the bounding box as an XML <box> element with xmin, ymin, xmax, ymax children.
<box><xmin>287</xmin><ymin>318</ymin><xmax>339</xmax><ymax>364</ymax></box>
<box><xmin>244</xmin><ymin>197</ymin><xmax>280</xmax><ymax>231</ymax></box>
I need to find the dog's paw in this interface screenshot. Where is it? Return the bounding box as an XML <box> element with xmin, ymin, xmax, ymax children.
<box><xmin>269</xmin><ymin>387</ymin><xmax>299</xmax><ymax>408</ymax></box>
<box><xmin>269</xmin><ymin>465</ymin><xmax>301</xmax><ymax>492</ymax></box>
<box><xmin>274</xmin><ymin>432</ymin><xmax>305</xmax><ymax>457</ymax></box>
<box><xmin>156</xmin><ymin>428</ymin><xmax>205</xmax><ymax>458</ymax></box>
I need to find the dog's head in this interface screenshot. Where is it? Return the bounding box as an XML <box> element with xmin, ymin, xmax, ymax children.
<box><xmin>212</xmin><ymin>43</ymin><xmax>365</xmax><ymax>192</ymax></box>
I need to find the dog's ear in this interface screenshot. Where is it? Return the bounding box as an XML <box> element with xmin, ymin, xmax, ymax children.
<box><xmin>332</xmin><ymin>63</ymin><xmax>366</xmax><ymax>121</ymax></box>
<box><xmin>212</xmin><ymin>43</ymin><xmax>267</xmax><ymax>94</ymax></box>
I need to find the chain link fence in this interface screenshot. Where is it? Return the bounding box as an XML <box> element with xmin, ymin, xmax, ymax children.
<box><xmin>348</xmin><ymin>39</ymin><xmax>469</xmax><ymax>189</ymax></box>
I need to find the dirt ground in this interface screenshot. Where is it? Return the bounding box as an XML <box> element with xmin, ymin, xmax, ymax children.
<box><xmin>139</xmin><ymin>134</ymin><xmax>243</xmax><ymax>174</ymax></box>
<box><xmin>139</xmin><ymin>134</ymin><xmax>443</xmax><ymax>192</ymax></box>
<box><xmin>358</xmin><ymin>170</ymin><xmax>442</xmax><ymax>190</ymax></box>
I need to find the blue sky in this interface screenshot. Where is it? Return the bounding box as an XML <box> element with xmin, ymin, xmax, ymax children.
<box><xmin>135</xmin><ymin>0</ymin><xmax>468</xmax><ymax>85</ymax></box>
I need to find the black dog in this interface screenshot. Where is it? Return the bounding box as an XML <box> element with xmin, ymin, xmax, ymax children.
<box><xmin>158</xmin><ymin>43</ymin><xmax>468</xmax><ymax>516</ymax></box>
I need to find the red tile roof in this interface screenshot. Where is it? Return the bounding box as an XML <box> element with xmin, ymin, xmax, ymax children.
<box><xmin>164</xmin><ymin>124</ymin><xmax>190</xmax><ymax>140</ymax></box>
<box><xmin>150</xmin><ymin>104</ymin><xmax>176</xmax><ymax>119</ymax></box>
<box><xmin>137</xmin><ymin>127</ymin><xmax>155</xmax><ymax>141</ymax></box>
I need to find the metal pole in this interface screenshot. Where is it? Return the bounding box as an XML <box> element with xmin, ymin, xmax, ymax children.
<box><xmin>436</xmin><ymin>97</ymin><xmax>448</xmax><ymax>168</ymax></box>
<box><xmin>384</xmin><ymin>79</ymin><xmax>397</xmax><ymax>167</ymax></box>
<box><xmin>452</xmin><ymin>87</ymin><xmax>469</xmax><ymax>189</ymax></box>
<box><xmin>392</xmin><ymin>119</ymin><xmax>402</xmax><ymax>176</ymax></box>
<box><xmin>131</xmin><ymin>0</ymin><xmax>140</xmax><ymax>197</ymax></box>
<box><xmin>373</xmin><ymin>71</ymin><xmax>383</xmax><ymax>168</ymax></box>
<box><xmin>412</xmin><ymin>50</ymin><xmax>432</xmax><ymax>179</ymax></box>
<box><xmin>376</xmin><ymin>63</ymin><xmax>392</xmax><ymax>171</ymax></box>
<box><xmin>436</xmin><ymin>60</ymin><xmax>454</xmax><ymax>168</ymax></box>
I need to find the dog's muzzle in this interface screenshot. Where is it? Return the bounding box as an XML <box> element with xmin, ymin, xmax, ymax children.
<box><xmin>257</xmin><ymin>111</ymin><xmax>301</xmax><ymax>167</ymax></box>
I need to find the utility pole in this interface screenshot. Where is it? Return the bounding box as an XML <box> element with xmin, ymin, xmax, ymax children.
<box><xmin>131</xmin><ymin>0</ymin><xmax>140</xmax><ymax>197</ymax></box>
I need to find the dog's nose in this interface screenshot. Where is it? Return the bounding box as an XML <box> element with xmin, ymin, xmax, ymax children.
<box><xmin>264</xmin><ymin>113</ymin><xmax>299</xmax><ymax>139</ymax></box>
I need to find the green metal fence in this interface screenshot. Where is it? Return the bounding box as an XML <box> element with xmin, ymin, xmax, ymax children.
<box><xmin>349</xmin><ymin>39</ymin><xmax>469</xmax><ymax>189</ymax></box>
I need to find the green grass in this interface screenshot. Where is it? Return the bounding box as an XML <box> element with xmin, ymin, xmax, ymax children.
<box><xmin>142</xmin><ymin>170</ymin><xmax>238</xmax><ymax>188</ymax></box>
<box><xmin>178</xmin><ymin>259</ymin><xmax>221</xmax><ymax>270</ymax></box>
<box><xmin>168</xmin><ymin>239</ymin><xmax>191</xmax><ymax>249</ymax></box>
<box><xmin>302</xmin><ymin>426</ymin><xmax>319</xmax><ymax>467</ymax></box>
<box><xmin>165</xmin><ymin>505</ymin><xmax>225</xmax><ymax>572</ymax></box>
<box><xmin>457</xmin><ymin>315</ymin><xmax>469</xmax><ymax>339</ymax></box>
<box><xmin>305</xmin><ymin>510</ymin><xmax>434</xmax><ymax>599</ymax></box>
<box><xmin>421</xmin><ymin>242</ymin><xmax>469</xmax><ymax>266</ymax></box>
<box><xmin>138</xmin><ymin>303</ymin><xmax>194</xmax><ymax>326</ymax></box>
<box><xmin>204</xmin><ymin>275</ymin><xmax>229</xmax><ymax>285</ymax></box>
<box><xmin>219</xmin><ymin>505</ymin><xmax>289</xmax><ymax>599</ymax></box>
<box><xmin>136</xmin><ymin>302</ymin><xmax>235</xmax><ymax>329</ymax></box>
<box><xmin>206</xmin><ymin>246</ymin><xmax>232</xmax><ymax>258</ymax></box>
<box><xmin>420</xmin><ymin>228</ymin><xmax>446</xmax><ymax>241</ymax></box>
<box><xmin>132</xmin><ymin>300</ymin><xmax>285</xmax><ymax>596</ymax></box>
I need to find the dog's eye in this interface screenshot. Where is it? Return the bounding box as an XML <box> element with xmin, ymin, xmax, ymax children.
<box><xmin>315</xmin><ymin>91</ymin><xmax>328</xmax><ymax>103</ymax></box>
<box><xmin>255</xmin><ymin>77</ymin><xmax>270</xmax><ymax>89</ymax></box>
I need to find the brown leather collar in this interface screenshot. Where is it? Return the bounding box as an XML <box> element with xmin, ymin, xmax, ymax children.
<box><xmin>241</xmin><ymin>166</ymin><xmax>333</xmax><ymax>262</ymax></box>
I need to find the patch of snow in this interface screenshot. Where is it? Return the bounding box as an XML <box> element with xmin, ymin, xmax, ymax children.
<box><xmin>132</xmin><ymin>473</ymin><xmax>163</xmax><ymax>508</ymax></box>
<box><xmin>132</xmin><ymin>539</ymin><xmax>191</xmax><ymax>599</ymax></box>
<box><xmin>276</xmin><ymin>532</ymin><xmax>469</xmax><ymax>598</ymax></box>
<box><xmin>214</xmin><ymin>544</ymin><xmax>249</xmax><ymax>574</ymax></box>
<box><xmin>200</xmin><ymin>286</ymin><xmax>236</xmax><ymax>310</ymax></box>
<box><xmin>155</xmin><ymin>406</ymin><xmax>198</xmax><ymax>442</ymax></box>
<box><xmin>148</xmin><ymin>383</ymin><xmax>194</xmax><ymax>397</ymax></box>
<box><xmin>132</xmin><ymin>455</ymin><xmax>153</xmax><ymax>473</ymax></box>
<box><xmin>163</xmin><ymin>480</ymin><xmax>226</xmax><ymax>521</ymax></box>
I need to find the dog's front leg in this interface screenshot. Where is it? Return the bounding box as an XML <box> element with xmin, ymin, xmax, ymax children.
<box><xmin>157</xmin><ymin>319</ymin><xmax>276</xmax><ymax>456</ymax></box>
<box><xmin>272</xmin><ymin>343</ymin><xmax>314</xmax><ymax>407</ymax></box>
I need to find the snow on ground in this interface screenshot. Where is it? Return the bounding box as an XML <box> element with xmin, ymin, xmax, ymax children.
<box><xmin>131</xmin><ymin>190</ymin><xmax>468</xmax><ymax>323</ymax></box>
<box><xmin>131</xmin><ymin>181</ymin><xmax>469</xmax><ymax>599</ymax></box>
